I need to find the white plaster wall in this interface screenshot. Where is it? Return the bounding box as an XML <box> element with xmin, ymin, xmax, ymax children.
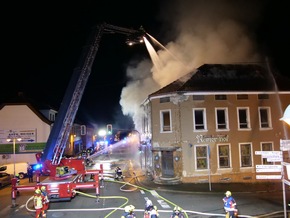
<box><xmin>0</xmin><ymin>105</ymin><xmax>51</xmax><ymax>142</ymax></box>
<box><xmin>0</xmin><ymin>153</ymin><xmax>37</xmax><ymax>165</ymax></box>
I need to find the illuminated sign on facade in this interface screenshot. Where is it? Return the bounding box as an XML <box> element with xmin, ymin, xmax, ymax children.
<box><xmin>196</xmin><ymin>134</ymin><xmax>229</xmax><ymax>143</ymax></box>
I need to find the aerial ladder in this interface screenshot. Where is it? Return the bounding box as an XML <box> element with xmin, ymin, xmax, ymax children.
<box><xmin>41</xmin><ymin>23</ymin><xmax>146</xmax><ymax>169</ymax></box>
<box><xmin>10</xmin><ymin>23</ymin><xmax>146</xmax><ymax>206</ymax></box>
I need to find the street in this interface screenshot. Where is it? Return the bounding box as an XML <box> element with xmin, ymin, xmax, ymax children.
<box><xmin>0</xmin><ymin>152</ymin><xmax>289</xmax><ymax>218</ymax></box>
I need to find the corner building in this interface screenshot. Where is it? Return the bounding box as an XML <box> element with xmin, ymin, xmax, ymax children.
<box><xmin>141</xmin><ymin>64</ymin><xmax>290</xmax><ymax>184</ymax></box>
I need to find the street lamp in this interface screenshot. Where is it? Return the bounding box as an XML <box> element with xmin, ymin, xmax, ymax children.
<box><xmin>6</xmin><ymin>131</ymin><xmax>21</xmax><ymax>178</ymax></box>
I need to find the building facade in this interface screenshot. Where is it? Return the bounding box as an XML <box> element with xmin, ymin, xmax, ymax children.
<box><xmin>0</xmin><ymin>102</ymin><xmax>95</xmax><ymax>165</ymax></box>
<box><xmin>141</xmin><ymin>64</ymin><xmax>290</xmax><ymax>184</ymax></box>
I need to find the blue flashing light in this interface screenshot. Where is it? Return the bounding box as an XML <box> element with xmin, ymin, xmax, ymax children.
<box><xmin>32</xmin><ymin>164</ymin><xmax>43</xmax><ymax>171</ymax></box>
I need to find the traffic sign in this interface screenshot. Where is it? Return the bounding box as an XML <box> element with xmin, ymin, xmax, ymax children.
<box><xmin>267</xmin><ymin>157</ymin><xmax>282</xmax><ymax>162</ymax></box>
<box><xmin>255</xmin><ymin>151</ymin><xmax>281</xmax><ymax>157</ymax></box>
<box><xmin>280</xmin><ymin>139</ymin><xmax>290</xmax><ymax>151</ymax></box>
<box><xmin>0</xmin><ymin>129</ymin><xmax>36</xmax><ymax>144</ymax></box>
<box><xmin>256</xmin><ymin>175</ymin><xmax>281</xmax><ymax>180</ymax></box>
<box><xmin>256</xmin><ymin>165</ymin><xmax>281</xmax><ymax>169</ymax></box>
<box><xmin>256</xmin><ymin>168</ymin><xmax>281</xmax><ymax>173</ymax></box>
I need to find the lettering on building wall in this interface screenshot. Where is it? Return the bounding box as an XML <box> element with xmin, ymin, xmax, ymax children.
<box><xmin>196</xmin><ymin>134</ymin><xmax>229</xmax><ymax>143</ymax></box>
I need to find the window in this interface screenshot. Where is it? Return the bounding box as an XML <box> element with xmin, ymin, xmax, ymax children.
<box><xmin>237</xmin><ymin>94</ymin><xmax>248</xmax><ymax>100</ymax></box>
<box><xmin>237</xmin><ymin>107</ymin><xmax>250</xmax><ymax>129</ymax></box>
<box><xmin>215</xmin><ymin>108</ymin><xmax>228</xmax><ymax>130</ymax></box>
<box><xmin>160</xmin><ymin>110</ymin><xmax>172</xmax><ymax>132</ymax></box>
<box><xmin>215</xmin><ymin>95</ymin><xmax>227</xmax><ymax>100</ymax></box>
<box><xmin>160</xmin><ymin>97</ymin><xmax>170</xmax><ymax>103</ymax></box>
<box><xmin>193</xmin><ymin>108</ymin><xmax>207</xmax><ymax>131</ymax></box>
<box><xmin>195</xmin><ymin>145</ymin><xmax>208</xmax><ymax>170</ymax></box>
<box><xmin>49</xmin><ymin>113</ymin><xmax>55</xmax><ymax>121</ymax></box>
<box><xmin>259</xmin><ymin>107</ymin><xmax>272</xmax><ymax>129</ymax></box>
<box><xmin>261</xmin><ymin>142</ymin><xmax>273</xmax><ymax>165</ymax></box>
<box><xmin>218</xmin><ymin>144</ymin><xmax>230</xmax><ymax>168</ymax></box>
<box><xmin>240</xmin><ymin>143</ymin><xmax>252</xmax><ymax>167</ymax></box>
<box><xmin>81</xmin><ymin>125</ymin><xmax>86</xmax><ymax>135</ymax></box>
<box><xmin>258</xmin><ymin>94</ymin><xmax>269</xmax><ymax>99</ymax></box>
<box><xmin>193</xmin><ymin>95</ymin><xmax>205</xmax><ymax>101</ymax></box>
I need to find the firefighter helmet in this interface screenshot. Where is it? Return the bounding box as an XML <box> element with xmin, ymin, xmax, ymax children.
<box><xmin>174</xmin><ymin>206</ymin><xmax>182</xmax><ymax>212</ymax></box>
<box><xmin>129</xmin><ymin>205</ymin><xmax>135</xmax><ymax>211</ymax></box>
<box><xmin>35</xmin><ymin>189</ymin><xmax>41</xmax><ymax>194</ymax></box>
<box><xmin>146</xmin><ymin>199</ymin><xmax>153</xmax><ymax>207</ymax></box>
<box><xmin>124</xmin><ymin>205</ymin><xmax>131</xmax><ymax>212</ymax></box>
<box><xmin>41</xmin><ymin>186</ymin><xmax>46</xmax><ymax>191</ymax></box>
<box><xmin>225</xmin><ymin>191</ymin><xmax>232</xmax><ymax>196</ymax></box>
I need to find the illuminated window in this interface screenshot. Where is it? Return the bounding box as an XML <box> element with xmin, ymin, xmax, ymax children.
<box><xmin>218</xmin><ymin>144</ymin><xmax>230</xmax><ymax>168</ymax></box>
<box><xmin>240</xmin><ymin>143</ymin><xmax>252</xmax><ymax>167</ymax></box>
<box><xmin>195</xmin><ymin>145</ymin><xmax>208</xmax><ymax>170</ymax></box>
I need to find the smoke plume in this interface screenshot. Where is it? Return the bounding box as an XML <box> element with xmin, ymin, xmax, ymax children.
<box><xmin>120</xmin><ymin>0</ymin><xmax>266</xmax><ymax>132</ymax></box>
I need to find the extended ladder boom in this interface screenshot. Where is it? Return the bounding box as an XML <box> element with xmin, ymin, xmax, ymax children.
<box><xmin>41</xmin><ymin>23</ymin><xmax>145</xmax><ymax>165</ymax></box>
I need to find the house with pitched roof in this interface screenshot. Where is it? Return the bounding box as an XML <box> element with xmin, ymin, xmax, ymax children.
<box><xmin>141</xmin><ymin>63</ymin><xmax>290</xmax><ymax>184</ymax></box>
<box><xmin>0</xmin><ymin>95</ymin><xmax>96</xmax><ymax>165</ymax></box>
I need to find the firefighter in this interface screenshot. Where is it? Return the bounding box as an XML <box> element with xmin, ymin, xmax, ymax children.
<box><xmin>115</xmin><ymin>166</ymin><xmax>123</xmax><ymax>180</ymax></box>
<box><xmin>33</xmin><ymin>189</ymin><xmax>43</xmax><ymax>218</ymax></box>
<box><xmin>144</xmin><ymin>199</ymin><xmax>159</xmax><ymax>217</ymax></box>
<box><xmin>170</xmin><ymin>206</ymin><xmax>185</xmax><ymax>218</ymax></box>
<box><xmin>223</xmin><ymin>191</ymin><xmax>238</xmax><ymax>218</ymax></box>
<box><xmin>121</xmin><ymin>205</ymin><xmax>136</xmax><ymax>218</ymax></box>
<box><xmin>41</xmin><ymin>186</ymin><xmax>49</xmax><ymax>217</ymax></box>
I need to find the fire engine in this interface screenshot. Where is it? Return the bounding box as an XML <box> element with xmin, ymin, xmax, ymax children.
<box><xmin>10</xmin><ymin>23</ymin><xmax>146</xmax><ymax>205</ymax></box>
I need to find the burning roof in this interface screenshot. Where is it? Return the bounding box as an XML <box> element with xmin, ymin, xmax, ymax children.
<box><xmin>150</xmin><ymin>63</ymin><xmax>290</xmax><ymax>97</ymax></box>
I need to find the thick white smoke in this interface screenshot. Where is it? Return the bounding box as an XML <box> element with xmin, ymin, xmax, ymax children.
<box><xmin>120</xmin><ymin>0</ymin><xmax>266</xmax><ymax>132</ymax></box>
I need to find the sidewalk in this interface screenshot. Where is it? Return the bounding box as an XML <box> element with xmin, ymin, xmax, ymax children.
<box><xmin>133</xmin><ymin>169</ymin><xmax>283</xmax><ymax>194</ymax></box>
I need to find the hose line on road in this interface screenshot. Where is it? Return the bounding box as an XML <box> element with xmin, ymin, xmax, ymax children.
<box><xmin>24</xmin><ymin>190</ymin><xmax>130</xmax><ymax>218</ymax></box>
<box><xmin>24</xmin><ymin>178</ymin><xmax>275</xmax><ymax>218</ymax></box>
<box><xmin>75</xmin><ymin>190</ymin><xmax>129</xmax><ymax>218</ymax></box>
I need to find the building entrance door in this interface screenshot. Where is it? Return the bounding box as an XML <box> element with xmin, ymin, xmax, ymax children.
<box><xmin>161</xmin><ymin>150</ymin><xmax>174</xmax><ymax>178</ymax></box>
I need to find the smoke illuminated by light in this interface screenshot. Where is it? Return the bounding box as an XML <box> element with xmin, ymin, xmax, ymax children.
<box><xmin>120</xmin><ymin>0</ymin><xmax>264</xmax><ymax>132</ymax></box>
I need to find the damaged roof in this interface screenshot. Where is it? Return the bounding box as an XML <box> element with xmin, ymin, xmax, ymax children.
<box><xmin>150</xmin><ymin>64</ymin><xmax>290</xmax><ymax>97</ymax></box>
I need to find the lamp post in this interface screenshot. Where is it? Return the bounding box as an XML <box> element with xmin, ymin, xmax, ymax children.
<box><xmin>6</xmin><ymin>131</ymin><xmax>21</xmax><ymax>178</ymax></box>
<box><xmin>280</xmin><ymin>104</ymin><xmax>290</xmax><ymax>218</ymax></box>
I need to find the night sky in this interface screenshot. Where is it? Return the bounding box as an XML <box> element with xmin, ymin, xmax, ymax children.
<box><xmin>2</xmin><ymin>0</ymin><xmax>290</xmax><ymax>131</ymax></box>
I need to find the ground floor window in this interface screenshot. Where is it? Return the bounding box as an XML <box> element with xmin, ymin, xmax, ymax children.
<box><xmin>195</xmin><ymin>145</ymin><xmax>208</xmax><ymax>170</ymax></box>
<box><xmin>218</xmin><ymin>144</ymin><xmax>230</xmax><ymax>168</ymax></box>
<box><xmin>240</xmin><ymin>143</ymin><xmax>252</xmax><ymax>167</ymax></box>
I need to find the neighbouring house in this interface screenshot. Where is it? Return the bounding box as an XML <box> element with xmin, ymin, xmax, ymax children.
<box><xmin>0</xmin><ymin>96</ymin><xmax>95</xmax><ymax>165</ymax></box>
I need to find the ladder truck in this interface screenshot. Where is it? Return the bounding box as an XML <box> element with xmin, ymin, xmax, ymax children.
<box><xmin>11</xmin><ymin>23</ymin><xmax>146</xmax><ymax>204</ymax></box>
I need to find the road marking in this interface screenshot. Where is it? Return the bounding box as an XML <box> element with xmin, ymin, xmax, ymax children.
<box><xmin>150</xmin><ymin>190</ymin><xmax>158</xmax><ymax>197</ymax></box>
<box><xmin>157</xmin><ymin>199</ymin><xmax>171</xmax><ymax>208</ymax></box>
<box><xmin>150</xmin><ymin>190</ymin><xmax>171</xmax><ymax>209</ymax></box>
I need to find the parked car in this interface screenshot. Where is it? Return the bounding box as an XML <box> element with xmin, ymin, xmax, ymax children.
<box><xmin>0</xmin><ymin>172</ymin><xmax>12</xmax><ymax>188</ymax></box>
<box><xmin>0</xmin><ymin>162</ymin><xmax>28</xmax><ymax>179</ymax></box>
